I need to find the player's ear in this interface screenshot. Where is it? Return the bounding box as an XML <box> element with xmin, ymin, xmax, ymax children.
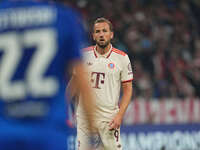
<box><xmin>111</xmin><ymin>31</ymin><xmax>114</xmax><ymax>39</ymax></box>
<box><xmin>92</xmin><ymin>33</ymin><xmax>96</xmax><ymax>41</ymax></box>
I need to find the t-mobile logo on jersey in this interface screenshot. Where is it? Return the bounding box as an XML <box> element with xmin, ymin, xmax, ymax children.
<box><xmin>91</xmin><ymin>72</ymin><xmax>105</xmax><ymax>89</ymax></box>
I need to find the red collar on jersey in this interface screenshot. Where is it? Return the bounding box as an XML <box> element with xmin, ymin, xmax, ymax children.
<box><xmin>93</xmin><ymin>45</ymin><xmax>113</xmax><ymax>58</ymax></box>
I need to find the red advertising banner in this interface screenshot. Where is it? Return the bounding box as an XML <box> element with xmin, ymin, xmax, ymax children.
<box><xmin>124</xmin><ymin>99</ymin><xmax>200</xmax><ymax>125</ymax></box>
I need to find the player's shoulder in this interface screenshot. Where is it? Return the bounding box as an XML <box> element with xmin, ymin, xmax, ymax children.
<box><xmin>54</xmin><ymin>3</ymin><xmax>84</xmax><ymax>31</ymax></box>
<box><xmin>0</xmin><ymin>1</ymin><xmax>74</xmax><ymax>13</ymax></box>
<box><xmin>112</xmin><ymin>47</ymin><xmax>127</xmax><ymax>57</ymax></box>
<box><xmin>82</xmin><ymin>46</ymin><xmax>94</xmax><ymax>53</ymax></box>
<box><xmin>55</xmin><ymin>3</ymin><xmax>79</xmax><ymax>15</ymax></box>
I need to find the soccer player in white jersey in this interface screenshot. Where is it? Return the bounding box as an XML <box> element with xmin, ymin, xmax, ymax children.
<box><xmin>67</xmin><ymin>17</ymin><xmax>133</xmax><ymax>150</ymax></box>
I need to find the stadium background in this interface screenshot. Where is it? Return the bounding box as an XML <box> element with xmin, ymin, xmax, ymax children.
<box><xmin>63</xmin><ymin>0</ymin><xmax>200</xmax><ymax>150</ymax></box>
<box><xmin>2</xmin><ymin>0</ymin><xmax>197</xmax><ymax>149</ymax></box>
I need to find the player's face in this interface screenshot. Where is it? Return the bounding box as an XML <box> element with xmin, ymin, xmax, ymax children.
<box><xmin>93</xmin><ymin>22</ymin><xmax>113</xmax><ymax>48</ymax></box>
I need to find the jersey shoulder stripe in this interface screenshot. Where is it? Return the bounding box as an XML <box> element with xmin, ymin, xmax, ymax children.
<box><xmin>83</xmin><ymin>46</ymin><xmax>94</xmax><ymax>52</ymax></box>
<box><xmin>112</xmin><ymin>48</ymin><xmax>127</xmax><ymax>56</ymax></box>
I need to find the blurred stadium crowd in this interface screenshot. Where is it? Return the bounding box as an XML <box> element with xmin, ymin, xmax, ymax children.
<box><xmin>65</xmin><ymin>0</ymin><xmax>200</xmax><ymax>99</ymax></box>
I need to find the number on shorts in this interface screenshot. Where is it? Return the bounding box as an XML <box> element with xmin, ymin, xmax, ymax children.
<box><xmin>114</xmin><ymin>130</ymin><xmax>119</xmax><ymax>142</ymax></box>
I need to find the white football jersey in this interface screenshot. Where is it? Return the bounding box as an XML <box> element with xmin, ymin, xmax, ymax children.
<box><xmin>76</xmin><ymin>45</ymin><xmax>133</xmax><ymax>121</ymax></box>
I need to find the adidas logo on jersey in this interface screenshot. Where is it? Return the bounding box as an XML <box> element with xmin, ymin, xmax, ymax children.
<box><xmin>87</xmin><ymin>62</ymin><xmax>93</xmax><ymax>66</ymax></box>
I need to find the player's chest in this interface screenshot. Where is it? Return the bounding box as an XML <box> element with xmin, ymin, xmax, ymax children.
<box><xmin>84</xmin><ymin>56</ymin><xmax>121</xmax><ymax>77</ymax></box>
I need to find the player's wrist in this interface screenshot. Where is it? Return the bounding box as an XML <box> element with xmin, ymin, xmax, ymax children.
<box><xmin>118</xmin><ymin>110</ymin><xmax>125</xmax><ymax>117</ymax></box>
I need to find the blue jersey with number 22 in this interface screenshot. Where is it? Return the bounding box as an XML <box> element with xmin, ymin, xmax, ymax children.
<box><xmin>0</xmin><ymin>1</ymin><xmax>84</xmax><ymax>150</ymax></box>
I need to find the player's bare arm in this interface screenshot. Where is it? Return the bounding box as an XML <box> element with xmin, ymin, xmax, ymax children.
<box><xmin>66</xmin><ymin>74</ymin><xmax>78</xmax><ymax>100</ymax></box>
<box><xmin>71</xmin><ymin>61</ymin><xmax>95</xmax><ymax>130</ymax></box>
<box><xmin>109</xmin><ymin>81</ymin><xmax>132</xmax><ymax>130</ymax></box>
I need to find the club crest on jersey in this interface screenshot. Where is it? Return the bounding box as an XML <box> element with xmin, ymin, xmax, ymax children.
<box><xmin>108</xmin><ymin>63</ymin><xmax>115</xmax><ymax>69</ymax></box>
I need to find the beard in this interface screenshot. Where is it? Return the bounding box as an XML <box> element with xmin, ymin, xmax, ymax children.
<box><xmin>96</xmin><ymin>39</ymin><xmax>110</xmax><ymax>48</ymax></box>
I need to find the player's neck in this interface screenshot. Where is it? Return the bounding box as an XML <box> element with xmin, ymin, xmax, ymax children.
<box><xmin>96</xmin><ymin>43</ymin><xmax>112</xmax><ymax>55</ymax></box>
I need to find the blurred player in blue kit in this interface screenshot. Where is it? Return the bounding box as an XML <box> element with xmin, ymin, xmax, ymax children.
<box><xmin>0</xmin><ymin>0</ymin><xmax>95</xmax><ymax>150</ymax></box>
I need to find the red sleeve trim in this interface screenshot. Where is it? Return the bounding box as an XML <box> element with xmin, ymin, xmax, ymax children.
<box><xmin>122</xmin><ymin>78</ymin><xmax>134</xmax><ymax>83</ymax></box>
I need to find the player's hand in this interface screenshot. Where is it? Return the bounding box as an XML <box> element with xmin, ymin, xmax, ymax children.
<box><xmin>109</xmin><ymin>113</ymin><xmax>123</xmax><ymax>130</ymax></box>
